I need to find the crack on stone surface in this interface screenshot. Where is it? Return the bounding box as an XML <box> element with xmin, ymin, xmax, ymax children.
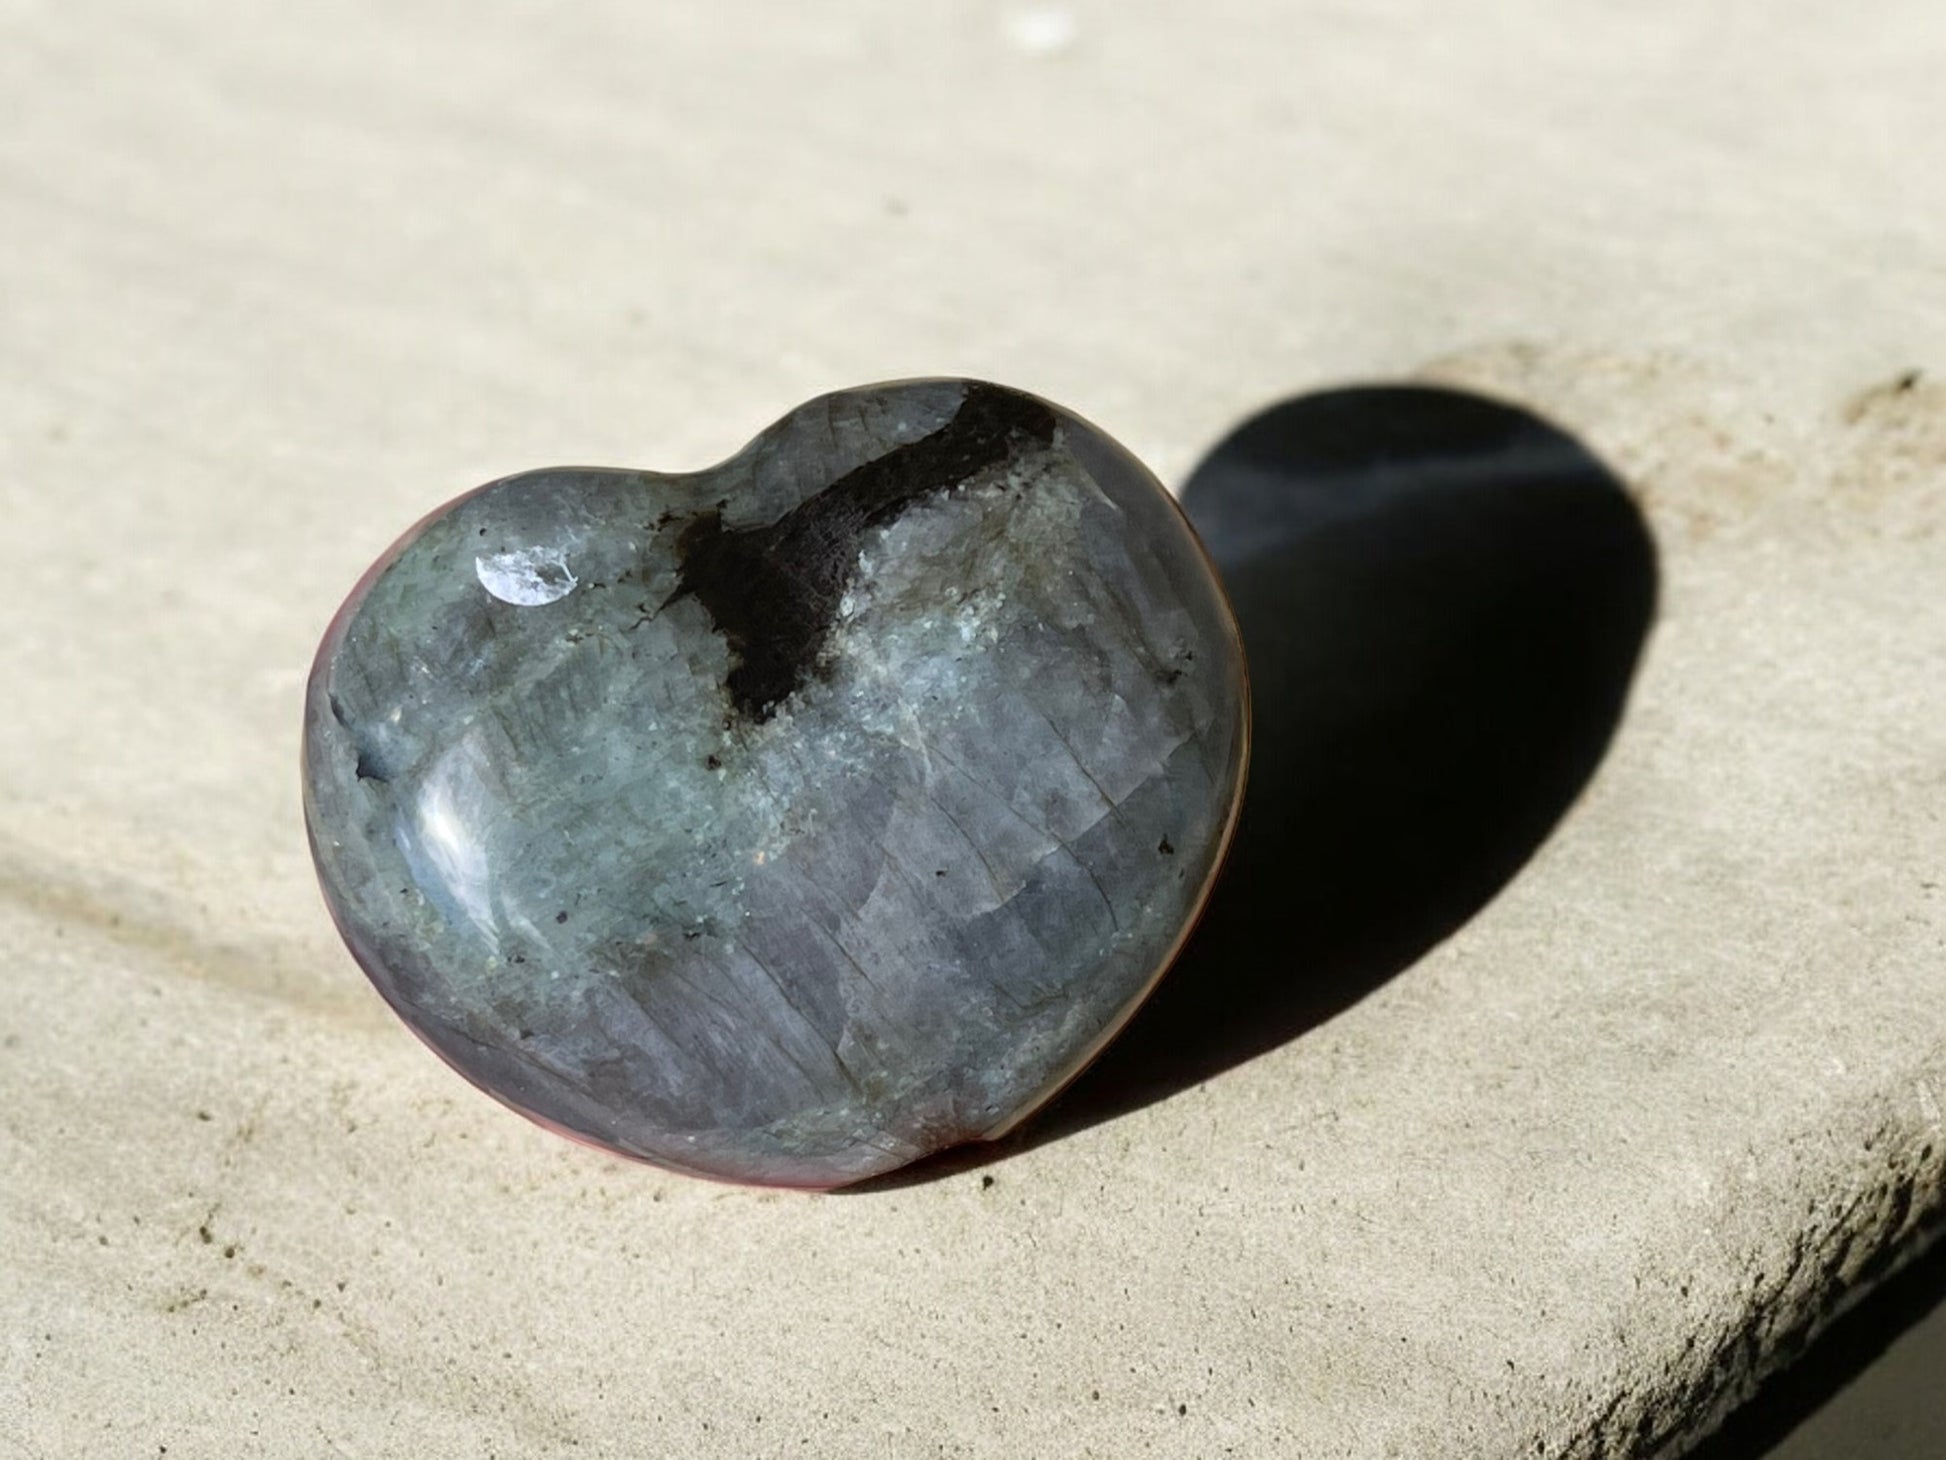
<box><xmin>674</xmin><ymin>383</ymin><xmax>1058</xmax><ymax>723</ymax></box>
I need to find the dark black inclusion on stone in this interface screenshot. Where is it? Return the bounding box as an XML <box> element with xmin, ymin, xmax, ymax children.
<box><xmin>675</xmin><ymin>383</ymin><xmax>1058</xmax><ymax>722</ymax></box>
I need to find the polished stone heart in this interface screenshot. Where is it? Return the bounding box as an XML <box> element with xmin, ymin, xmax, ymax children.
<box><xmin>304</xmin><ymin>380</ymin><xmax>1248</xmax><ymax>1187</ymax></box>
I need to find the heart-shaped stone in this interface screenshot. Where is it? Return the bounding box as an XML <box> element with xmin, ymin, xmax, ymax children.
<box><xmin>304</xmin><ymin>380</ymin><xmax>1248</xmax><ymax>1186</ymax></box>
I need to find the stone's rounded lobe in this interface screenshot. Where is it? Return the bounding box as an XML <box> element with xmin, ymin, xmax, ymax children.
<box><xmin>303</xmin><ymin>380</ymin><xmax>1248</xmax><ymax>1188</ymax></box>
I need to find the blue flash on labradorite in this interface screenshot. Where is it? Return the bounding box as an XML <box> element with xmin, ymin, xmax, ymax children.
<box><xmin>303</xmin><ymin>380</ymin><xmax>1247</xmax><ymax>1187</ymax></box>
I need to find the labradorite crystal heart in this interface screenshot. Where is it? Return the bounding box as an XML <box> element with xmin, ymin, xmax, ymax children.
<box><xmin>304</xmin><ymin>380</ymin><xmax>1248</xmax><ymax>1186</ymax></box>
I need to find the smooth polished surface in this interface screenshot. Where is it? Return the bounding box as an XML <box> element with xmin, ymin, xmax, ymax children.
<box><xmin>5</xmin><ymin>3</ymin><xmax>1946</xmax><ymax>1457</ymax></box>
<box><xmin>303</xmin><ymin>381</ymin><xmax>1246</xmax><ymax>1187</ymax></box>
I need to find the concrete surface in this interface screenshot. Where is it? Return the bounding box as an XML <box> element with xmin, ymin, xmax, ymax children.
<box><xmin>2</xmin><ymin>2</ymin><xmax>1942</xmax><ymax>1457</ymax></box>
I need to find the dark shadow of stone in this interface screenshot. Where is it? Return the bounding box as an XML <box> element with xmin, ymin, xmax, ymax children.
<box><xmin>846</xmin><ymin>384</ymin><xmax>1658</xmax><ymax>1190</ymax></box>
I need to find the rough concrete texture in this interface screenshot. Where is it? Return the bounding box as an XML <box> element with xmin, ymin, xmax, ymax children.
<box><xmin>2</xmin><ymin>2</ymin><xmax>1942</xmax><ymax>1457</ymax></box>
